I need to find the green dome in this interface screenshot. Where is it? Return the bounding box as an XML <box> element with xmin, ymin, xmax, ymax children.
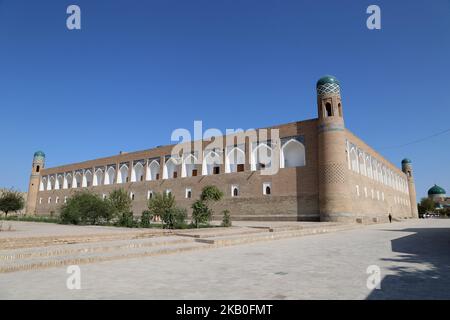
<box><xmin>428</xmin><ymin>184</ymin><xmax>446</xmax><ymax>195</ymax></box>
<box><xmin>401</xmin><ymin>158</ymin><xmax>412</xmax><ymax>164</ymax></box>
<box><xmin>34</xmin><ymin>151</ymin><xmax>45</xmax><ymax>158</ymax></box>
<box><xmin>316</xmin><ymin>75</ymin><xmax>340</xmax><ymax>88</ymax></box>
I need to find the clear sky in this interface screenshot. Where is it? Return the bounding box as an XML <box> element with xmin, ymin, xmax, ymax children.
<box><xmin>0</xmin><ymin>0</ymin><xmax>449</xmax><ymax>200</ymax></box>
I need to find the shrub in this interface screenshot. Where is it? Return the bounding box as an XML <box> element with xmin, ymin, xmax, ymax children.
<box><xmin>191</xmin><ymin>199</ymin><xmax>211</xmax><ymax>228</ymax></box>
<box><xmin>107</xmin><ymin>189</ymin><xmax>132</xmax><ymax>222</ymax></box>
<box><xmin>221</xmin><ymin>210</ymin><xmax>232</xmax><ymax>227</ymax></box>
<box><xmin>148</xmin><ymin>193</ymin><xmax>186</xmax><ymax>229</ymax></box>
<box><xmin>60</xmin><ymin>192</ymin><xmax>112</xmax><ymax>225</ymax></box>
<box><xmin>0</xmin><ymin>189</ymin><xmax>25</xmax><ymax>217</ymax></box>
<box><xmin>200</xmin><ymin>185</ymin><xmax>224</xmax><ymax>202</ymax></box>
<box><xmin>116</xmin><ymin>211</ymin><xmax>138</xmax><ymax>228</ymax></box>
<box><xmin>140</xmin><ymin>210</ymin><xmax>153</xmax><ymax>228</ymax></box>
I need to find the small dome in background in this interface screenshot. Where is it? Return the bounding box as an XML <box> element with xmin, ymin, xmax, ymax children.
<box><xmin>428</xmin><ymin>184</ymin><xmax>446</xmax><ymax>195</ymax></box>
<box><xmin>34</xmin><ymin>151</ymin><xmax>45</xmax><ymax>158</ymax></box>
<box><xmin>401</xmin><ymin>158</ymin><xmax>412</xmax><ymax>164</ymax></box>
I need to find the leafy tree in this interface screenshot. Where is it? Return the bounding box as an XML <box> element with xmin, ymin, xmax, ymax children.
<box><xmin>0</xmin><ymin>189</ymin><xmax>25</xmax><ymax>217</ymax></box>
<box><xmin>191</xmin><ymin>186</ymin><xmax>224</xmax><ymax>227</ymax></box>
<box><xmin>418</xmin><ymin>197</ymin><xmax>435</xmax><ymax>215</ymax></box>
<box><xmin>60</xmin><ymin>192</ymin><xmax>112</xmax><ymax>225</ymax></box>
<box><xmin>107</xmin><ymin>189</ymin><xmax>132</xmax><ymax>223</ymax></box>
<box><xmin>191</xmin><ymin>199</ymin><xmax>211</xmax><ymax>228</ymax></box>
<box><xmin>148</xmin><ymin>192</ymin><xmax>186</xmax><ymax>229</ymax></box>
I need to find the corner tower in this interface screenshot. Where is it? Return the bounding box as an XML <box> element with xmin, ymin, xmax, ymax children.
<box><xmin>401</xmin><ymin>158</ymin><xmax>418</xmax><ymax>218</ymax></box>
<box><xmin>25</xmin><ymin>151</ymin><xmax>45</xmax><ymax>215</ymax></box>
<box><xmin>317</xmin><ymin>75</ymin><xmax>352</xmax><ymax>222</ymax></box>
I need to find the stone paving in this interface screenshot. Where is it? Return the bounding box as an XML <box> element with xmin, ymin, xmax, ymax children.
<box><xmin>0</xmin><ymin>219</ymin><xmax>449</xmax><ymax>299</ymax></box>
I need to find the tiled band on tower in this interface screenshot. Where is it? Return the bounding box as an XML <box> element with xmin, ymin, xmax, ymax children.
<box><xmin>26</xmin><ymin>76</ymin><xmax>418</xmax><ymax>223</ymax></box>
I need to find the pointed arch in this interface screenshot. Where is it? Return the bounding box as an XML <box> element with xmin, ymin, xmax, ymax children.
<box><xmin>48</xmin><ymin>176</ymin><xmax>55</xmax><ymax>190</ymax></box>
<box><xmin>281</xmin><ymin>139</ymin><xmax>305</xmax><ymax>168</ymax></box>
<box><xmin>74</xmin><ymin>172</ymin><xmax>82</xmax><ymax>188</ymax></box>
<box><xmin>40</xmin><ymin>177</ymin><xmax>47</xmax><ymax>191</ymax></box>
<box><xmin>63</xmin><ymin>173</ymin><xmax>72</xmax><ymax>189</ymax></box>
<box><xmin>358</xmin><ymin>153</ymin><xmax>366</xmax><ymax>176</ymax></box>
<box><xmin>147</xmin><ymin>160</ymin><xmax>160</xmax><ymax>181</ymax></box>
<box><xmin>118</xmin><ymin>164</ymin><xmax>129</xmax><ymax>184</ymax></box>
<box><xmin>202</xmin><ymin>150</ymin><xmax>221</xmax><ymax>175</ymax></box>
<box><xmin>104</xmin><ymin>167</ymin><xmax>116</xmax><ymax>185</ymax></box>
<box><xmin>82</xmin><ymin>170</ymin><xmax>93</xmax><ymax>187</ymax></box>
<box><xmin>93</xmin><ymin>169</ymin><xmax>104</xmax><ymax>186</ymax></box>
<box><xmin>251</xmin><ymin>143</ymin><xmax>273</xmax><ymax>171</ymax></box>
<box><xmin>182</xmin><ymin>154</ymin><xmax>200</xmax><ymax>177</ymax></box>
<box><xmin>56</xmin><ymin>175</ymin><xmax>64</xmax><ymax>190</ymax></box>
<box><xmin>131</xmin><ymin>162</ymin><xmax>144</xmax><ymax>182</ymax></box>
<box><xmin>163</xmin><ymin>158</ymin><xmax>179</xmax><ymax>179</ymax></box>
<box><xmin>225</xmin><ymin>147</ymin><xmax>245</xmax><ymax>173</ymax></box>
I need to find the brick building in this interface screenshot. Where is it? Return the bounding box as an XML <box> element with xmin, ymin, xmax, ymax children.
<box><xmin>26</xmin><ymin>76</ymin><xmax>418</xmax><ymax>223</ymax></box>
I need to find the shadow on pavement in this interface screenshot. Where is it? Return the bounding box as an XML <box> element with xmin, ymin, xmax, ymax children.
<box><xmin>367</xmin><ymin>226</ymin><xmax>450</xmax><ymax>299</ymax></box>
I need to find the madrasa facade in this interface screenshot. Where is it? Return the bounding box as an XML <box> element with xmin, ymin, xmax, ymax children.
<box><xmin>25</xmin><ymin>76</ymin><xmax>419</xmax><ymax>223</ymax></box>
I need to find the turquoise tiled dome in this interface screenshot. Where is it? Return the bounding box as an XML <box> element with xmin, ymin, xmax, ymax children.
<box><xmin>428</xmin><ymin>184</ymin><xmax>446</xmax><ymax>195</ymax></box>
<box><xmin>34</xmin><ymin>151</ymin><xmax>45</xmax><ymax>158</ymax></box>
<box><xmin>316</xmin><ymin>75</ymin><xmax>340</xmax><ymax>96</ymax></box>
<box><xmin>316</xmin><ymin>75</ymin><xmax>340</xmax><ymax>87</ymax></box>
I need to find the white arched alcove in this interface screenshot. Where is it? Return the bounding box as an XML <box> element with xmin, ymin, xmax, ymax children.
<box><xmin>366</xmin><ymin>156</ymin><xmax>373</xmax><ymax>179</ymax></box>
<box><xmin>182</xmin><ymin>154</ymin><xmax>199</xmax><ymax>177</ymax></box>
<box><xmin>202</xmin><ymin>151</ymin><xmax>221</xmax><ymax>175</ymax></box>
<box><xmin>163</xmin><ymin>158</ymin><xmax>179</xmax><ymax>179</ymax></box>
<box><xmin>56</xmin><ymin>175</ymin><xmax>64</xmax><ymax>190</ymax></box>
<box><xmin>358</xmin><ymin>153</ymin><xmax>366</xmax><ymax>176</ymax></box>
<box><xmin>74</xmin><ymin>172</ymin><xmax>82</xmax><ymax>188</ymax></box>
<box><xmin>251</xmin><ymin>143</ymin><xmax>273</xmax><ymax>171</ymax></box>
<box><xmin>82</xmin><ymin>170</ymin><xmax>93</xmax><ymax>187</ymax></box>
<box><xmin>40</xmin><ymin>177</ymin><xmax>46</xmax><ymax>191</ymax></box>
<box><xmin>104</xmin><ymin>167</ymin><xmax>115</xmax><ymax>185</ymax></box>
<box><xmin>147</xmin><ymin>160</ymin><xmax>160</xmax><ymax>181</ymax></box>
<box><xmin>48</xmin><ymin>176</ymin><xmax>55</xmax><ymax>190</ymax></box>
<box><xmin>280</xmin><ymin>139</ymin><xmax>305</xmax><ymax>168</ymax></box>
<box><xmin>131</xmin><ymin>162</ymin><xmax>144</xmax><ymax>182</ymax></box>
<box><xmin>63</xmin><ymin>174</ymin><xmax>72</xmax><ymax>189</ymax></box>
<box><xmin>225</xmin><ymin>147</ymin><xmax>245</xmax><ymax>173</ymax></box>
<box><xmin>118</xmin><ymin>165</ymin><xmax>129</xmax><ymax>184</ymax></box>
<box><xmin>93</xmin><ymin>169</ymin><xmax>104</xmax><ymax>186</ymax></box>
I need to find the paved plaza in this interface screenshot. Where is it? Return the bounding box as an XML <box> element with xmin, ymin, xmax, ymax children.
<box><xmin>0</xmin><ymin>219</ymin><xmax>449</xmax><ymax>299</ymax></box>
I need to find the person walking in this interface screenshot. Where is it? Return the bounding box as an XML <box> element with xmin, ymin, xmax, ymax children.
<box><xmin>388</xmin><ymin>213</ymin><xmax>392</xmax><ymax>223</ymax></box>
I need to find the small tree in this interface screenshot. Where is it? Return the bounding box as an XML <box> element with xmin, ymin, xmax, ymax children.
<box><xmin>148</xmin><ymin>192</ymin><xmax>186</xmax><ymax>229</ymax></box>
<box><xmin>191</xmin><ymin>186</ymin><xmax>223</xmax><ymax>227</ymax></box>
<box><xmin>60</xmin><ymin>192</ymin><xmax>112</xmax><ymax>225</ymax></box>
<box><xmin>191</xmin><ymin>199</ymin><xmax>211</xmax><ymax>228</ymax></box>
<box><xmin>221</xmin><ymin>210</ymin><xmax>232</xmax><ymax>227</ymax></box>
<box><xmin>107</xmin><ymin>189</ymin><xmax>132</xmax><ymax>224</ymax></box>
<box><xmin>418</xmin><ymin>197</ymin><xmax>435</xmax><ymax>215</ymax></box>
<box><xmin>0</xmin><ymin>189</ymin><xmax>25</xmax><ymax>217</ymax></box>
<box><xmin>140</xmin><ymin>210</ymin><xmax>153</xmax><ymax>228</ymax></box>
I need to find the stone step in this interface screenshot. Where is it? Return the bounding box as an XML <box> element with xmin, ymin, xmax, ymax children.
<box><xmin>195</xmin><ymin>224</ymin><xmax>360</xmax><ymax>246</ymax></box>
<box><xmin>0</xmin><ymin>236</ymin><xmax>194</xmax><ymax>262</ymax></box>
<box><xmin>0</xmin><ymin>240</ymin><xmax>210</xmax><ymax>273</ymax></box>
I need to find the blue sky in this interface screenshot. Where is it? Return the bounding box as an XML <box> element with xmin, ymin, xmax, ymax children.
<box><xmin>0</xmin><ymin>0</ymin><xmax>449</xmax><ymax>200</ymax></box>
